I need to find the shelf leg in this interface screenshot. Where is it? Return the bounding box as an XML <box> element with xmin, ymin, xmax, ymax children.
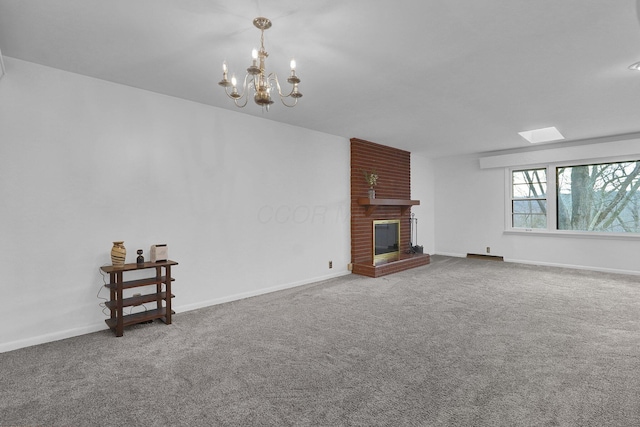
<box><xmin>108</xmin><ymin>272</ymin><xmax>116</xmax><ymax>323</ymax></box>
<box><xmin>115</xmin><ymin>271</ymin><xmax>124</xmax><ymax>337</ymax></box>
<box><xmin>164</xmin><ymin>265</ymin><xmax>172</xmax><ymax>325</ymax></box>
<box><xmin>155</xmin><ymin>266</ymin><xmax>163</xmax><ymax>319</ymax></box>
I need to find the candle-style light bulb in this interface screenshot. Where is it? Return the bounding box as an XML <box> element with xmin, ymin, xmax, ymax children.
<box><xmin>252</xmin><ymin>49</ymin><xmax>258</xmax><ymax>60</ymax></box>
<box><xmin>219</xmin><ymin>60</ymin><xmax>232</xmax><ymax>87</ymax></box>
<box><xmin>231</xmin><ymin>74</ymin><xmax>237</xmax><ymax>87</ymax></box>
<box><xmin>290</xmin><ymin>59</ymin><xmax>296</xmax><ymax>70</ymax></box>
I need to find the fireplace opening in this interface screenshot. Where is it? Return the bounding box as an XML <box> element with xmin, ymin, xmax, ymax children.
<box><xmin>373</xmin><ymin>219</ymin><xmax>400</xmax><ymax>265</ymax></box>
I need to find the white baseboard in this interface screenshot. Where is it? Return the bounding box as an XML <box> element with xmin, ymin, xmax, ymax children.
<box><xmin>504</xmin><ymin>258</ymin><xmax>640</xmax><ymax>276</ymax></box>
<box><xmin>177</xmin><ymin>270</ymin><xmax>352</xmax><ymax>313</ymax></box>
<box><xmin>433</xmin><ymin>252</ymin><xmax>467</xmax><ymax>258</ymax></box>
<box><xmin>0</xmin><ymin>322</ymin><xmax>106</xmax><ymax>354</ymax></box>
<box><xmin>433</xmin><ymin>252</ymin><xmax>640</xmax><ymax>276</ymax></box>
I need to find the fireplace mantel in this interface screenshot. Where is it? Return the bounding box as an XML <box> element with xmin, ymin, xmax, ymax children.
<box><xmin>357</xmin><ymin>198</ymin><xmax>420</xmax><ymax>216</ymax></box>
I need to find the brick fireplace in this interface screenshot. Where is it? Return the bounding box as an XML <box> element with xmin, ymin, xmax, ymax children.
<box><xmin>351</xmin><ymin>138</ymin><xmax>430</xmax><ymax>277</ymax></box>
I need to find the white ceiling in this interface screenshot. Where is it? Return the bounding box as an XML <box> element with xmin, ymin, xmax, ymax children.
<box><xmin>1</xmin><ymin>0</ymin><xmax>640</xmax><ymax>158</ymax></box>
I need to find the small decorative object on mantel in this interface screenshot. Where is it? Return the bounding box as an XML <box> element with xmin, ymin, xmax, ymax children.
<box><xmin>362</xmin><ymin>169</ymin><xmax>378</xmax><ymax>199</ymax></box>
<box><xmin>110</xmin><ymin>241</ymin><xmax>126</xmax><ymax>267</ymax></box>
<box><xmin>136</xmin><ymin>249</ymin><xmax>144</xmax><ymax>265</ymax></box>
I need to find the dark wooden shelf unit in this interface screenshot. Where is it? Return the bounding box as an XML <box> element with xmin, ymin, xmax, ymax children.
<box><xmin>357</xmin><ymin>198</ymin><xmax>420</xmax><ymax>216</ymax></box>
<box><xmin>100</xmin><ymin>260</ymin><xmax>178</xmax><ymax>337</ymax></box>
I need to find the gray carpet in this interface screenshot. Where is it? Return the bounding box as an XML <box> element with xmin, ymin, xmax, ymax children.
<box><xmin>2</xmin><ymin>255</ymin><xmax>640</xmax><ymax>426</ymax></box>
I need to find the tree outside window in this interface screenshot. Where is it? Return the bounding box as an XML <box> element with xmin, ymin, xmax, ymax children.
<box><xmin>557</xmin><ymin>161</ymin><xmax>640</xmax><ymax>232</ymax></box>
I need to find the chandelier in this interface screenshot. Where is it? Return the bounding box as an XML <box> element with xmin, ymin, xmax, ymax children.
<box><xmin>218</xmin><ymin>17</ymin><xmax>302</xmax><ymax>110</ymax></box>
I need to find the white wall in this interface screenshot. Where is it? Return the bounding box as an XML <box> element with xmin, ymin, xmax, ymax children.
<box><xmin>434</xmin><ymin>150</ymin><xmax>640</xmax><ymax>274</ymax></box>
<box><xmin>0</xmin><ymin>58</ymin><xmax>351</xmax><ymax>352</ymax></box>
<box><xmin>411</xmin><ymin>153</ymin><xmax>436</xmax><ymax>255</ymax></box>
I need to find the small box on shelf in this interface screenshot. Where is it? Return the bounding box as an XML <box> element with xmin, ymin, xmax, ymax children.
<box><xmin>150</xmin><ymin>244</ymin><xmax>168</xmax><ymax>262</ymax></box>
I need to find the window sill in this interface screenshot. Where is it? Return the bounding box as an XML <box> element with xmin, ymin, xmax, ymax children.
<box><xmin>504</xmin><ymin>229</ymin><xmax>640</xmax><ymax>240</ymax></box>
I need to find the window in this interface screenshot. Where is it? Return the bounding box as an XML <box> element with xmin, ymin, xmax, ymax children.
<box><xmin>512</xmin><ymin>168</ymin><xmax>547</xmax><ymax>229</ymax></box>
<box><xmin>557</xmin><ymin>161</ymin><xmax>640</xmax><ymax>232</ymax></box>
<box><xmin>509</xmin><ymin>160</ymin><xmax>640</xmax><ymax>234</ymax></box>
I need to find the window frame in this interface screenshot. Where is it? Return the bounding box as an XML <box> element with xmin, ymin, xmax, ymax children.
<box><xmin>504</xmin><ymin>157</ymin><xmax>640</xmax><ymax>239</ymax></box>
<box><xmin>510</xmin><ymin>166</ymin><xmax>550</xmax><ymax>230</ymax></box>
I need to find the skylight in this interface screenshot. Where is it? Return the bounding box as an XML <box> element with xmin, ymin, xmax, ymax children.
<box><xmin>518</xmin><ymin>126</ymin><xmax>565</xmax><ymax>144</ymax></box>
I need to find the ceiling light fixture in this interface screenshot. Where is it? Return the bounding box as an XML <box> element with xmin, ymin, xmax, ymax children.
<box><xmin>518</xmin><ymin>126</ymin><xmax>565</xmax><ymax>144</ymax></box>
<box><xmin>628</xmin><ymin>61</ymin><xmax>640</xmax><ymax>71</ymax></box>
<box><xmin>218</xmin><ymin>17</ymin><xmax>302</xmax><ymax>111</ymax></box>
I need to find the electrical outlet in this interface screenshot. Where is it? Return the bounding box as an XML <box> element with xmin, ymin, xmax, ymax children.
<box><xmin>486</xmin><ymin>247</ymin><xmax>491</xmax><ymax>254</ymax></box>
<box><xmin>329</xmin><ymin>261</ymin><xmax>333</xmax><ymax>268</ymax></box>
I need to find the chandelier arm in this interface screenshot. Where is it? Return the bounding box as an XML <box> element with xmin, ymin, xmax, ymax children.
<box><xmin>267</xmin><ymin>74</ymin><xmax>299</xmax><ymax>107</ymax></box>
<box><xmin>279</xmin><ymin>97</ymin><xmax>299</xmax><ymax>108</ymax></box>
<box><xmin>269</xmin><ymin>74</ymin><xmax>293</xmax><ymax>98</ymax></box>
<box><xmin>238</xmin><ymin>74</ymin><xmax>252</xmax><ymax>100</ymax></box>
<box><xmin>234</xmin><ymin>95</ymin><xmax>249</xmax><ymax>108</ymax></box>
<box><xmin>277</xmin><ymin>88</ymin><xmax>301</xmax><ymax>107</ymax></box>
<box><xmin>223</xmin><ymin>87</ymin><xmax>248</xmax><ymax>108</ymax></box>
<box><xmin>223</xmin><ymin>87</ymin><xmax>239</xmax><ymax>100</ymax></box>
<box><xmin>267</xmin><ymin>74</ymin><xmax>282</xmax><ymax>96</ymax></box>
<box><xmin>237</xmin><ymin>74</ymin><xmax>252</xmax><ymax>107</ymax></box>
<box><xmin>224</xmin><ymin>75</ymin><xmax>252</xmax><ymax>107</ymax></box>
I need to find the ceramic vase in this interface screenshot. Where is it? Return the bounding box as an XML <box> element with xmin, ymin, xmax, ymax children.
<box><xmin>368</xmin><ymin>188</ymin><xmax>376</xmax><ymax>199</ymax></box>
<box><xmin>111</xmin><ymin>241</ymin><xmax>126</xmax><ymax>267</ymax></box>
